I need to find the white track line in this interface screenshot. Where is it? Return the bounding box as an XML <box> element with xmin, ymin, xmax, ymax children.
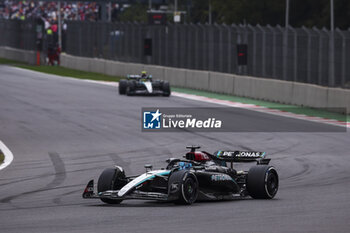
<box><xmin>84</xmin><ymin>79</ymin><xmax>118</xmax><ymax>86</ymax></box>
<box><xmin>0</xmin><ymin>140</ymin><xmax>14</xmax><ymax>170</ymax></box>
<box><xmin>172</xmin><ymin>92</ymin><xmax>349</xmax><ymax>129</ymax></box>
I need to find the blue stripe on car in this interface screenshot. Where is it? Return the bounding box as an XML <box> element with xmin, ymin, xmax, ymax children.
<box><xmin>135</xmin><ymin>171</ymin><xmax>171</xmax><ymax>186</ymax></box>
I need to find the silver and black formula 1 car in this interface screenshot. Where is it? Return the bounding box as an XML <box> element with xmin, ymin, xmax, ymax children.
<box><xmin>118</xmin><ymin>73</ymin><xmax>171</xmax><ymax>96</ymax></box>
<box><xmin>82</xmin><ymin>146</ymin><xmax>278</xmax><ymax>205</ymax></box>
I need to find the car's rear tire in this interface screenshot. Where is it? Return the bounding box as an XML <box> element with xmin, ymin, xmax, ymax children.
<box><xmin>162</xmin><ymin>81</ymin><xmax>171</xmax><ymax>97</ymax></box>
<box><xmin>119</xmin><ymin>80</ymin><xmax>127</xmax><ymax>95</ymax></box>
<box><xmin>175</xmin><ymin>173</ymin><xmax>198</xmax><ymax>205</ymax></box>
<box><xmin>97</xmin><ymin>168</ymin><xmax>124</xmax><ymax>204</ymax></box>
<box><xmin>247</xmin><ymin>165</ymin><xmax>278</xmax><ymax>199</ymax></box>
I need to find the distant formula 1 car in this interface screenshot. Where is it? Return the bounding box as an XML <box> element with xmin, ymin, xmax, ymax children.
<box><xmin>118</xmin><ymin>71</ymin><xmax>171</xmax><ymax>96</ymax></box>
<box><xmin>83</xmin><ymin>146</ymin><xmax>279</xmax><ymax>205</ymax></box>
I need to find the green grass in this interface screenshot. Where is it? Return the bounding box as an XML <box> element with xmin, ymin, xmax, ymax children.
<box><xmin>1</xmin><ymin>57</ymin><xmax>348</xmax><ymax>122</ymax></box>
<box><xmin>0</xmin><ymin>150</ymin><xmax>4</xmax><ymax>164</ymax></box>
<box><xmin>0</xmin><ymin>57</ymin><xmax>27</xmax><ymax>65</ymax></box>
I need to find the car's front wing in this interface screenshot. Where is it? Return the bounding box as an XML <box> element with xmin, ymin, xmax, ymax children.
<box><xmin>82</xmin><ymin>180</ymin><xmax>170</xmax><ymax>201</ymax></box>
<box><xmin>133</xmin><ymin>89</ymin><xmax>165</xmax><ymax>96</ymax></box>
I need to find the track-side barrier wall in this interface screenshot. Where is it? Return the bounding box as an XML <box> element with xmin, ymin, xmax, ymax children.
<box><xmin>0</xmin><ymin>46</ymin><xmax>37</xmax><ymax>65</ymax></box>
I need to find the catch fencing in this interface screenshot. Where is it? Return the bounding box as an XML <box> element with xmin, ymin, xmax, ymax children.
<box><xmin>65</xmin><ymin>21</ymin><xmax>350</xmax><ymax>88</ymax></box>
<box><xmin>0</xmin><ymin>19</ymin><xmax>37</xmax><ymax>51</ymax></box>
<box><xmin>1</xmin><ymin>19</ymin><xmax>350</xmax><ymax>88</ymax></box>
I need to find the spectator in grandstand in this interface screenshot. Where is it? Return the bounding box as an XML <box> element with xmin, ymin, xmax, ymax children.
<box><xmin>0</xmin><ymin>1</ymin><xmax>99</xmax><ymax>22</ymax></box>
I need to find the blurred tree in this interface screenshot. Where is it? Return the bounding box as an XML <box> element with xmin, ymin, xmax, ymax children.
<box><xmin>186</xmin><ymin>0</ymin><xmax>350</xmax><ymax>29</ymax></box>
<box><xmin>114</xmin><ymin>0</ymin><xmax>350</xmax><ymax>29</ymax></box>
<box><xmin>289</xmin><ymin>0</ymin><xmax>350</xmax><ymax>29</ymax></box>
<box><xmin>119</xmin><ymin>3</ymin><xmax>148</xmax><ymax>22</ymax></box>
<box><xmin>334</xmin><ymin>0</ymin><xmax>350</xmax><ymax>29</ymax></box>
<box><xmin>289</xmin><ymin>0</ymin><xmax>327</xmax><ymax>28</ymax></box>
<box><xmin>189</xmin><ymin>0</ymin><xmax>285</xmax><ymax>25</ymax></box>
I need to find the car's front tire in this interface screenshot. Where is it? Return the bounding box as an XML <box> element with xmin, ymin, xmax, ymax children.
<box><xmin>162</xmin><ymin>81</ymin><xmax>171</xmax><ymax>97</ymax></box>
<box><xmin>97</xmin><ymin>168</ymin><xmax>124</xmax><ymax>204</ymax></box>
<box><xmin>126</xmin><ymin>82</ymin><xmax>135</xmax><ymax>96</ymax></box>
<box><xmin>119</xmin><ymin>80</ymin><xmax>127</xmax><ymax>95</ymax></box>
<box><xmin>247</xmin><ymin>165</ymin><xmax>279</xmax><ymax>199</ymax></box>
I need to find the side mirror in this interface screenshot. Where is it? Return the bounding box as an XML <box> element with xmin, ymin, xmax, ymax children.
<box><xmin>144</xmin><ymin>164</ymin><xmax>153</xmax><ymax>172</ymax></box>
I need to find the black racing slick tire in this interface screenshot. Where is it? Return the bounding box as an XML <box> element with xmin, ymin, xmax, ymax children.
<box><xmin>119</xmin><ymin>80</ymin><xmax>127</xmax><ymax>95</ymax></box>
<box><xmin>175</xmin><ymin>173</ymin><xmax>198</xmax><ymax>205</ymax></box>
<box><xmin>162</xmin><ymin>81</ymin><xmax>171</xmax><ymax>97</ymax></box>
<box><xmin>247</xmin><ymin>165</ymin><xmax>279</xmax><ymax>199</ymax></box>
<box><xmin>126</xmin><ymin>82</ymin><xmax>135</xmax><ymax>96</ymax></box>
<box><xmin>97</xmin><ymin>168</ymin><xmax>124</xmax><ymax>204</ymax></box>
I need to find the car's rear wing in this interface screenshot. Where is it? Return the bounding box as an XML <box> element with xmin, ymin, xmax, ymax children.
<box><xmin>213</xmin><ymin>150</ymin><xmax>270</xmax><ymax>164</ymax></box>
<box><xmin>127</xmin><ymin>75</ymin><xmax>141</xmax><ymax>79</ymax></box>
<box><xmin>127</xmin><ymin>75</ymin><xmax>153</xmax><ymax>79</ymax></box>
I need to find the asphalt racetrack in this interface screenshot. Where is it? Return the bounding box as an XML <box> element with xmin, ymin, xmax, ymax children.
<box><xmin>0</xmin><ymin>65</ymin><xmax>349</xmax><ymax>233</ymax></box>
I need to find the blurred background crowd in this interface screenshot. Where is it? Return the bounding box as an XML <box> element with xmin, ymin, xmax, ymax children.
<box><xmin>0</xmin><ymin>1</ymin><xmax>100</xmax><ymax>21</ymax></box>
<box><xmin>2</xmin><ymin>0</ymin><xmax>349</xmax><ymax>29</ymax></box>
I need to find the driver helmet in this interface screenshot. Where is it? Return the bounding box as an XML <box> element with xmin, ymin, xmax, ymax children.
<box><xmin>141</xmin><ymin>71</ymin><xmax>147</xmax><ymax>78</ymax></box>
